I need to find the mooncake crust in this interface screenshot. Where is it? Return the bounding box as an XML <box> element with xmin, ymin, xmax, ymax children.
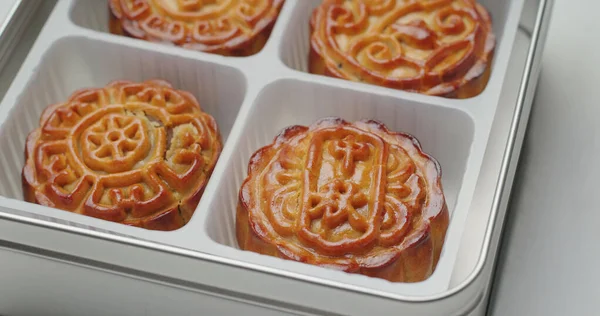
<box><xmin>23</xmin><ymin>80</ymin><xmax>222</xmax><ymax>231</ymax></box>
<box><xmin>309</xmin><ymin>0</ymin><xmax>495</xmax><ymax>98</ymax></box>
<box><xmin>237</xmin><ymin>117</ymin><xmax>449</xmax><ymax>282</ymax></box>
<box><xmin>109</xmin><ymin>0</ymin><xmax>285</xmax><ymax>56</ymax></box>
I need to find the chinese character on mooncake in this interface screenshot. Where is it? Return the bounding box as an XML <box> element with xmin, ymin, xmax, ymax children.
<box><xmin>237</xmin><ymin>118</ymin><xmax>449</xmax><ymax>282</ymax></box>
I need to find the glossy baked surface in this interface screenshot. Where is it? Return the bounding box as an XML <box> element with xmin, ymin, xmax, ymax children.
<box><xmin>109</xmin><ymin>0</ymin><xmax>285</xmax><ymax>56</ymax></box>
<box><xmin>22</xmin><ymin>80</ymin><xmax>222</xmax><ymax>231</ymax></box>
<box><xmin>309</xmin><ymin>0</ymin><xmax>495</xmax><ymax>98</ymax></box>
<box><xmin>237</xmin><ymin>118</ymin><xmax>449</xmax><ymax>282</ymax></box>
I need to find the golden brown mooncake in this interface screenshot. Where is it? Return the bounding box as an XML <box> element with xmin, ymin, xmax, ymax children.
<box><xmin>108</xmin><ymin>0</ymin><xmax>285</xmax><ymax>56</ymax></box>
<box><xmin>309</xmin><ymin>0</ymin><xmax>496</xmax><ymax>98</ymax></box>
<box><xmin>236</xmin><ymin>118</ymin><xmax>449</xmax><ymax>282</ymax></box>
<box><xmin>22</xmin><ymin>80</ymin><xmax>222</xmax><ymax>231</ymax></box>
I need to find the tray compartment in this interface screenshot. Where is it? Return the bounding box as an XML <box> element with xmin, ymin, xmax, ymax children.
<box><xmin>199</xmin><ymin>77</ymin><xmax>474</xmax><ymax>294</ymax></box>
<box><xmin>70</xmin><ymin>0</ymin><xmax>108</xmax><ymax>33</ymax></box>
<box><xmin>0</xmin><ymin>35</ymin><xmax>246</xmax><ymax>230</ymax></box>
<box><xmin>279</xmin><ymin>0</ymin><xmax>519</xmax><ymax>98</ymax></box>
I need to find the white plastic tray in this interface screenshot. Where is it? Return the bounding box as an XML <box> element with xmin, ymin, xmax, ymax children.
<box><xmin>0</xmin><ymin>0</ymin><xmax>551</xmax><ymax>312</ymax></box>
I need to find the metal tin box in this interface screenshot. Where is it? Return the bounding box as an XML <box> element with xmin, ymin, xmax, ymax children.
<box><xmin>0</xmin><ymin>0</ymin><xmax>553</xmax><ymax>315</ymax></box>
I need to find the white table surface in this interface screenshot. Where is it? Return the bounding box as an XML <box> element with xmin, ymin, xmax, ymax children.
<box><xmin>489</xmin><ymin>0</ymin><xmax>600</xmax><ymax>315</ymax></box>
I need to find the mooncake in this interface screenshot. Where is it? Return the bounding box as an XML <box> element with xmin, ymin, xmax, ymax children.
<box><xmin>310</xmin><ymin>0</ymin><xmax>495</xmax><ymax>98</ymax></box>
<box><xmin>23</xmin><ymin>80</ymin><xmax>222</xmax><ymax>231</ymax></box>
<box><xmin>237</xmin><ymin>118</ymin><xmax>449</xmax><ymax>282</ymax></box>
<box><xmin>109</xmin><ymin>0</ymin><xmax>285</xmax><ymax>56</ymax></box>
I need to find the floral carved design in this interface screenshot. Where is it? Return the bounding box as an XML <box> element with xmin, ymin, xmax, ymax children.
<box><xmin>23</xmin><ymin>80</ymin><xmax>222</xmax><ymax>231</ymax></box>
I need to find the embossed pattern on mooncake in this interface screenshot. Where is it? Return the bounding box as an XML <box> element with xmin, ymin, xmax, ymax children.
<box><xmin>237</xmin><ymin>118</ymin><xmax>449</xmax><ymax>282</ymax></box>
<box><xmin>310</xmin><ymin>0</ymin><xmax>496</xmax><ymax>98</ymax></box>
<box><xmin>109</xmin><ymin>0</ymin><xmax>285</xmax><ymax>56</ymax></box>
<box><xmin>22</xmin><ymin>80</ymin><xmax>222</xmax><ymax>231</ymax></box>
